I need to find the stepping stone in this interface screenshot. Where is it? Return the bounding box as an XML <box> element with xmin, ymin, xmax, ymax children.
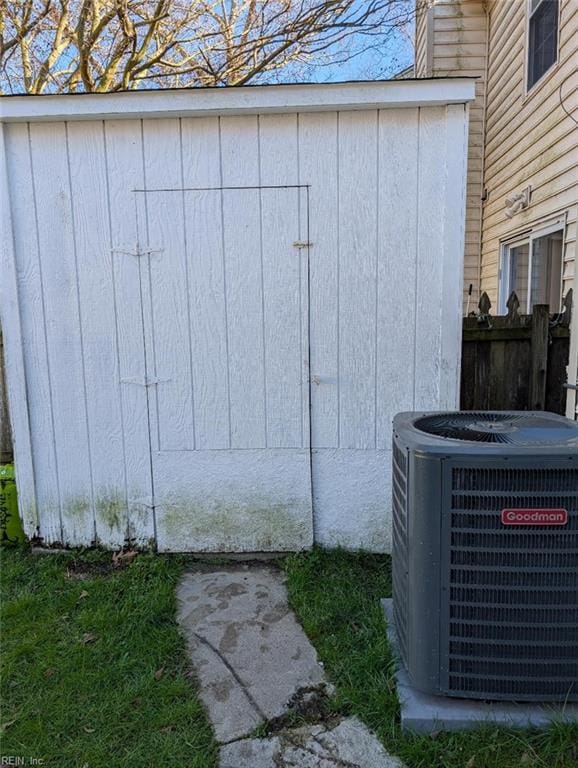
<box><xmin>219</xmin><ymin>717</ymin><xmax>404</xmax><ymax>768</ymax></box>
<box><xmin>177</xmin><ymin>565</ymin><xmax>330</xmax><ymax>743</ymax></box>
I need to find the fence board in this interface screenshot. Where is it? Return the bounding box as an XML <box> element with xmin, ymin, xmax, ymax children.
<box><xmin>461</xmin><ymin>291</ymin><xmax>571</xmax><ymax>413</ymax></box>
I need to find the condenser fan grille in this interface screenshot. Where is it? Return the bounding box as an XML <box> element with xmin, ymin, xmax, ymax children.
<box><xmin>414</xmin><ymin>412</ymin><xmax>578</xmax><ymax>446</ymax></box>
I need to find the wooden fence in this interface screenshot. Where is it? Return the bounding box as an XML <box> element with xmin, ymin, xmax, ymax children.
<box><xmin>461</xmin><ymin>290</ymin><xmax>572</xmax><ymax>414</ymax></box>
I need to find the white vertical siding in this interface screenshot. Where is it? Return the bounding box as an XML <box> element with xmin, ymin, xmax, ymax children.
<box><xmin>441</xmin><ymin>104</ymin><xmax>470</xmax><ymax>403</ymax></box>
<box><xmin>337</xmin><ymin>110</ymin><xmax>379</xmax><ymax>450</ymax></box>
<box><xmin>143</xmin><ymin>118</ymin><xmax>194</xmax><ymax>452</ymax></box>
<box><xmin>298</xmin><ymin>113</ymin><xmax>339</xmax><ymax>449</ymax></box>
<box><xmin>415</xmin><ymin>107</ymin><xmax>446</xmax><ymax>409</ymax></box>
<box><xmin>259</xmin><ymin>115</ymin><xmax>304</xmax><ymax>449</ymax></box>
<box><xmin>221</xmin><ymin>117</ymin><xmax>267</xmax><ymax>450</ymax></box>
<box><xmin>2</xmin><ymin>101</ymin><xmax>469</xmax><ymax>552</ymax></box>
<box><xmin>28</xmin><ymin>122</ymin><xmax>94</xmax><ymax>545</ymax></box>
<box><xmin>67</xmin><ymin>121</ymin><xmax>128</xmax><ymax>547</ymax></box>
<box><xmin>0</xmin><ymin>125</ymin><xmax>38</xmax><ymax>536</ymax></box>
<box><xmin>375</xmin><ymin>109</ymin><xmax>418</xmax><ymax>448</ymax></box>
<box><xmin>180</xmin><ymin>117</ymin><xmax>229</xmax><ymax>450</ymax></box>
<box><xmin>103</xmin><ymin>119</ymin><xmax>154</xmax><ymax>546</ymax></box>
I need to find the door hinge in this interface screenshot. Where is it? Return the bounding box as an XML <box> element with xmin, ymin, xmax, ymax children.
<box><xmin>112</xmin><ymin>247</ymin><xmax>164</xmax><ymax>259</ymax></box>
<box><xmin>293</xmin><ymin>241</ymin><xmax>313</xmax><ymax>249</ymax></box>
<box><xmin>120</xmin><ymin>376</ymin><xmax>170</xmax><ymax>387</ymax></box>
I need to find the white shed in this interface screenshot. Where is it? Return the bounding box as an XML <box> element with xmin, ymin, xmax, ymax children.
<box><xmin>0</xmin><ymin>79</ymin><xmax>474</xmax><ymax>553</ymax></box>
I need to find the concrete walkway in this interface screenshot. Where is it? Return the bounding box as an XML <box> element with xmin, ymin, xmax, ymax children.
<box><xmin>221</xmin><ymin>717</ymin><xmax>403</xmax><ymax>768</ymax></box>
<box><xmin>177</xmin><ymin>564</ymin><xmax>402</xmax><ymax>768</ymax></box>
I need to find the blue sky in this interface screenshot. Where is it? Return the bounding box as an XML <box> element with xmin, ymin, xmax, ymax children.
<box><xmin>248</xmin><ymin>3</ymin><xmax>416</xmax><ymax>85</ymax></box>
<box><xmin>319</xmin><ymin>24</ymin><xmax>415</xmax><ymax>81</ymax></box>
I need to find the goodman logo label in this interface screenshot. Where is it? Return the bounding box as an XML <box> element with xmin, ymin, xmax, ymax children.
<box><xmin>501</xmin><ymin>508</ymin><xmax>568</xmax><ymax>526</ymax></box>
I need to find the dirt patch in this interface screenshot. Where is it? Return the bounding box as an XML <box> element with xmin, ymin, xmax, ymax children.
<box><xmin>264</xmin><ymin>684</ymin><xmax>339</xmax><ymax>735</ymax></box>
<box><xmin>186</xmin><ymin>558</ymin><xmax>285</xmax><ymax>575</ymax></box>
<box><xmin>66</xmin><ymin>550</ymin><xmax>138</xmax><ymax>579</ymax></box>
<box><xmin>66</xmin><ymin>560</ymin><xmax>114</xmax><ymax>579</ymax></box>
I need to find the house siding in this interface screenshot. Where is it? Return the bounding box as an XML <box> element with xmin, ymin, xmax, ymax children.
<box><xmin>415</xmin><ymin>1</ymin><xmax>432</xmax><ymax>76</ymax></box>
<box><xmin>416</xmin><ymin>0</ymin><xmax>488</xmax><ymax>311</ymax></box>
<box><xmin>480</xmin><ymin>0</ymin><xmax>577</xmax><ymax>308</ymax></box>
<box><xmin>414</xmin><ymin>0</ymin><xmax>578</xmax><ymax>418</ymax></box>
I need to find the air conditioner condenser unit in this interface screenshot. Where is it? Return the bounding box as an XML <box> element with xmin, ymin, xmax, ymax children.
<box><xmin>392</xmin><ymin>411</ymin><xmax>578</xmax><ymax>702</ymax></box>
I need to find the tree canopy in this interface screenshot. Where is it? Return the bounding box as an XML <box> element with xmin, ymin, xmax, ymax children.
<box><xmin>0</xmin><ymin>0</ymin><xmax>414</xmax><ymax>94</ymax></box>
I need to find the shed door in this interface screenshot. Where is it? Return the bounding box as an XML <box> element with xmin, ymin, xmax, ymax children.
<box><xmin>137</xmin><ymin>186</ymin><xmax>312</xmax><ymax>551</ymax></box>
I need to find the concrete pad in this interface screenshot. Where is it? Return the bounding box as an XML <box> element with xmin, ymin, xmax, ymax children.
<box><xmin>382</xmin><ymin>598</ymin><xmax>578</xmax><ymax>733</ymax></box>
<box><xmin>219</xmin><ymin>717</ymin><xmax>403</xmax><ymax>768</ymax></box>
<box><xmin>177</xmin><ymin>565</ymin><xmax>330</xmax><ymax>742</ymax></box>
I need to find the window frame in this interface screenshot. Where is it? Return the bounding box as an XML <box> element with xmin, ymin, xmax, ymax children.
<box><xmin>499</xmin><ymin>220</ymin><xmax>565</xmax><ymax>314</ymax></box>
<box><xmin>524</xmin><ymin>0</ymin><xmax>561</xmax><ymax>95</ymax></box>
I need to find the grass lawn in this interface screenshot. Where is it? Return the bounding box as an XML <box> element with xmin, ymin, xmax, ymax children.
<box><xmin>0</xmin><ymin>547</ymin><xmax>217</xmax><ymax>767</ymax></box>
<box><xmin>1</xmin><ymin>546</ymin><xmax>577</xmax><ymax>768</ymax></box>
<box><xmin>285</xmin><ymin>548</ymin><xmax>578</xmax><ymax>768</ymax></box>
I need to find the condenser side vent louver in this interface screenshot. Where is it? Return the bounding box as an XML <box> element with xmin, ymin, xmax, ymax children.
<box><xmin>391</xmin><ymin>443</ymin><xmax>409</xmax><ymax>669</ymax></box>
<box><xmin>447</xmin><ymin>465</ymin><xmax>578</xmax><ymax>701</ymax></box>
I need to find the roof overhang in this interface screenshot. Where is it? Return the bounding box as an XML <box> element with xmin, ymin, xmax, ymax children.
<box><xmin>0</xmin><ymin>78</ymin><xmax>476</xmax><ymax>123</ymax></box>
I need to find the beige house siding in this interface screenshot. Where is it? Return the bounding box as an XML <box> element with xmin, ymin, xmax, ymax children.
<box><xmin>415</xmin><ymin>2</ymin><xmax>433</xmax><ymax>76</ymax></box>
<box><xmin>415</xmin><ymin>0</ymin><xmax>488</xmax><ymax>311</ymax></box>
<box><xmin>480</xmin><ymin>0</ymin><xmax>577</xmax><ymax>311</ymax></box>
<box><xmin>415</xmin><ymin>0</ymin><xmax>578</xmax><ymax>417</ymax></box>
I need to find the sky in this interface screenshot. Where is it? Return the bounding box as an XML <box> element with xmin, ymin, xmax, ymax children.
<box><xmin>263</xmin><ymin>13</ymin><xmax>416</xmax><ymax>85</ymax></box>
<box><xmin>319</xmin><ymin>24</ymin><xmax>415</xmax><ymax>81</ymax></box>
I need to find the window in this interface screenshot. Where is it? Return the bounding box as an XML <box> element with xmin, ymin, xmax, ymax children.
<box><xmin>527</xmin><ymin>0</ymin><xmax>559</xmax><ymax>90</ymax></box>
<box><xmin>500</xmin><ymin>224</ymin><xmax>564</xmax><ymax>313</ymax></box>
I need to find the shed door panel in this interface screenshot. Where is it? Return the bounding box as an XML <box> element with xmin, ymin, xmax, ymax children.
<box><xmin>140</xmin><ymin>186</ymin><xmax>312</xmax><ymax>552</ymax></box>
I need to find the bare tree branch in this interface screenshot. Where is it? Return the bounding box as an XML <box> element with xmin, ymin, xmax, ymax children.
<box><xmin>0</xmin><ymin>0</ymin><xmax>414</xmax><ymax>94</ymax></box>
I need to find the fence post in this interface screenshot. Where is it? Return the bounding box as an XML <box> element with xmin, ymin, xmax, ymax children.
<box><xmin>530</xmin><ymin>304</ymin><xmax>549</xmax><ymax>410</ymax></box>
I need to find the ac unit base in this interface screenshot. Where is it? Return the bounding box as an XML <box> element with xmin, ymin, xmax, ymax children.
<box><xmin>382</xmin><ymin>599</ymin><xmax>578</xmax><ymax>734</ymax></box>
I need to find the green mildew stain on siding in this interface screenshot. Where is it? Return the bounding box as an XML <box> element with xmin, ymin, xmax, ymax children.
<box><xmin>61</xmin><ymin>490</ymin><xmax>128</xmax><ymax>538</ymax></box>
<box><xmin>95</xmin><ymin>492</ymin><xmax>126</xmax><ymax>532</ymax></box>
<box><xmin>56</xmin><ymin>491</ymin><xmax>312</xmax><ymax>551</ymax></box>
<box><xmin>63</xmin><ymin>497</ymin><xmax>91</xmax><ymax>519</ymax></box>
<box><xmin>160</xmin><ymin>496</ymin><xmax>311</xmax><ymax>551</ymax></box>
<box><xmin>62</xmin><ymin>496</ymin><xmax>92</xmax><ymax>539</ymax></box>
<box><xmin>21</xmin><ymin>504</ymin><xmax>37</xmax><ymax>534</ymax></box>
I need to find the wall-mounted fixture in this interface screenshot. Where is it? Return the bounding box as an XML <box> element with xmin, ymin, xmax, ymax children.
<box><xmin>505</xmin><ymin>186</ymin><xmax>531</xmax><ymax>218</ymax></box>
